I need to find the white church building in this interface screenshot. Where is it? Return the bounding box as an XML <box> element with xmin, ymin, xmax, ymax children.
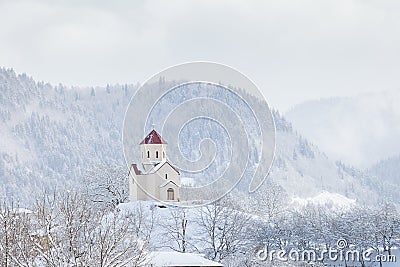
<box><xmin>128</xmin><ymin>129</ymin><xmax>180</xmax><ymax>202</ymax></box>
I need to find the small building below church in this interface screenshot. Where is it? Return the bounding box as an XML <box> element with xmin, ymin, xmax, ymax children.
<box><xmin>129</xmin><ymin>129</ymin><xmax>180</xmax><ymax>202</ymax></box>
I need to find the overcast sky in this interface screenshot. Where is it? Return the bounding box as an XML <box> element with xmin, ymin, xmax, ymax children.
<box><xmin>1</xmin><ymin>0</ymin><xmax>400</xmax><ymax>111</ymax></box>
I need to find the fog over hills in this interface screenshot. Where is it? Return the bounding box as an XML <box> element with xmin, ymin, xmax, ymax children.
<box><xmin>0</xmin><ymin>67</ymin><xmax>397</xmax><ymax>206</ymax></box>
<box><xmin>286</xmin><ymin>89</ymin><xmax>400</xmax><ymax>168</ymax></box>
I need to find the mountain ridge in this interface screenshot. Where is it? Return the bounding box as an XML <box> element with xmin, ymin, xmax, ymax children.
<box><xmin>0</xmin><ymin>67</ymin><xmax>395</xmax><ymax>206</ymax></box>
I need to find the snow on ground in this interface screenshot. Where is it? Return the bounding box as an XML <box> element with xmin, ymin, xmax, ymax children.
<box><xmin>291</xmin><ymin>190</ymin><xmax>356</xmax><ymax>210</ymax></box>
<box><xmin>119</xmin><ymin>200</ymin><xmax>398</xmax><ymax>267</ymax></box>
<box><xmin>11</xmin><ymin>207</ymin><xmax>33</xmax><ymax>214</ymax></box>
<box><xmin>118</xmin><ymin>200</ymin><xmax>204</xmax><ymax>250</ymax></box>
<box><xmin>145</xmin><ymin>251</ymin><xmax>223</xmax><ymax>266</ymax></box>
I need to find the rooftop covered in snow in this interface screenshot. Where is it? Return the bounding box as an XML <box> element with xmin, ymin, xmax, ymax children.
<box><xmin>145</xmin><ymin>251</ymin><xmax>223</xmax><ymax>267</ymax></box>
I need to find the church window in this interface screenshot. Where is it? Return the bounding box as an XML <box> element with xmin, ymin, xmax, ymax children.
<box><xmin>156</xmin><ymin>151</ymin><xmax>159</xmax><ymax>158</ymax></box>
<box><xmin>147</xmin><ymin>151</ymin><xmax>150</xmax><ymax>158</ymax></box>
<box><xmin>165</xmin><ymin>173</ymin><xmax>168</xmax><ymax>179</ymax></box>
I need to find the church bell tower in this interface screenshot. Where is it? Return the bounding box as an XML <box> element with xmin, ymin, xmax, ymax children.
<box><xmin>140</xmin><ymin>128</ymin><xmax>167</xmax><ymax>171</ymax></box>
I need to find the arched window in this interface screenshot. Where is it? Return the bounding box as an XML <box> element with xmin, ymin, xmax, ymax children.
<box><xmin>163</xmin><ymin>151</ymin><xmax>165</xmax><ymax>158</ymax></box>
<box><xmin>156</xmin><ymin>151</ymin><xmax>159</xmax><ymax>158</ymax></box>
<box><xmin>165</xmin><ymin>173</ymin><xmax>168</xmax><ymax>179</ymax></box>
<box><xmin>147</xmin><ymin>151</ymin><xmax>150</xmax><ymax>158</ymax></box>
<box><xmin>167</xmin><ymin>188</ymin><xmax>174</xmax><ymax>200</ymax></box>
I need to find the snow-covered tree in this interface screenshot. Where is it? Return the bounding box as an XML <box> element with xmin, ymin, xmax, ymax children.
<box><xmin>195</xmin><ymin>196</ymin><xmax>251</xmax><ymax>263</ymax></box>
<box><xmin>83</xmin><ymin>163</ymin><xmax>129</xmax><ymax>208</ymax></box>
<box><xmin>250</xmin><ymin>180</ymin><xmax>288</xmax><ymax>221</ymax></box>
<box><xmin>0</xmin><ymin>192</ymin><xmax>149</xmax><ymax>266</ymax></box>
<box><xmin>0</xmin><ymin>202</ymin><xmax>36</xmax><ymax>266</ymax></box>
<box><xmin>160</xmin><ymin>207</ymin><xmax>195</xmax><ymax>253</ymax></box>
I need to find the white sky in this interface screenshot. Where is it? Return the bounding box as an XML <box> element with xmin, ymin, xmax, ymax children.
<box><xmin>1</xmin><ymin>0</ymin><xmax>400</xmax><ymax>111</ymax></box>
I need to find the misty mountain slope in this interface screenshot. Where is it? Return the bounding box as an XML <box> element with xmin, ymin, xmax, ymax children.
<box><xmin>269</xmin><ymin>112</ymin><xmax>382</xmax><ymax>204</ymax></box>
<box><xmin>285</xmin><ymin>89</ymin><xmax>400</xmax><ymax>168</ymax></box>
<box><xmin>370</xmin><ymin>155</ymin><xmax>400</xmax><ymax>185</ymax></box>
<box><xmin>0</xmin><ymin>68</ymin><xmax>137</xmax><ymax>204</ymax></box>
<box><xmin>0</xmin><ymin>68</ymin><xmax>393</xmax><ymax>206</ymax></box>
<box><xmin>368</xmin><ymin>155</ymin><xmax>400</xmax><ymax>200</ymax></box>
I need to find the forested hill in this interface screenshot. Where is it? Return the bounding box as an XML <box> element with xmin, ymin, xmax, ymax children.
<box><xmin>0</xmin><ymin>68</ymin><xmax>394</xmax><ymax>206</ymax></box>
<box><xmin>0</xmin><ymin>68</ymin><xmax>137</xmax><ymax>204</ymax></box>
<box><xmin>369</xmin><ymin>155</ymin><xmax>400</xmax><ymax>195</ymax></box>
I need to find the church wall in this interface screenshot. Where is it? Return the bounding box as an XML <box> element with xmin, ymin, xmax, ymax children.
<box><xmin>129</xmin><ymin>166</ymin><xmax>181</xmax><ymax>202</ymax></box>
<box><xmin>128</xmin><ymin>172</ymin><xmax>138</xmax><ymax>201</ymax></box>
<box><xmin>157</xmin><ymin>164</ymin><xmax>180</xmax><ymax>186</ymax></box>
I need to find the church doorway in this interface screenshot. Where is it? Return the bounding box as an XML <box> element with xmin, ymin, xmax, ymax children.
<box><xmin>167</xmin><ymin>188</ymin><xmax>174</xmax><ymax>200</ymax></box>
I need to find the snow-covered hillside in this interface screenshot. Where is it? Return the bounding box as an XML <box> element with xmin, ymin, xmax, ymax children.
<box><xmin>268</xmin><ymin>112</ymin><xmax>383</xmax><ymax>204</ymax></box>
<box><xmin>291</xmin><ymin>191</ymin><xmax>356</xmax><ymax>210</ymax></box>
<box><xmin>0</xmin><ymin>67</ymin><xmax>395</xmax><ymax>206</ymax></box>
<box><xmin>370</xmin><ymin>155</ymin><xmax>400</xmax><ymax>186</ymax></box>
<box><xmin>369</xmin><ymin>155</ymin><xmax>400</xmax><ymax>201</ymax></box>
<box><xmin>0</xmin><ymin>68</ymin><xmax>137</xmax><ymax>204</ymax></box>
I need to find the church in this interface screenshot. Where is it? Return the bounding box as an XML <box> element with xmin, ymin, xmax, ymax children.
<box><xmin>128</xmin><ymin>129</ymin><xmax>180</xmax><ymax>202</ymax></box>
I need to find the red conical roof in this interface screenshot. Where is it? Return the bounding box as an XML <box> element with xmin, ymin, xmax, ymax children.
<box><xmin>140</xmin><ymin>129</ymin><xmax>167</xmax><ymax>145</ymax></box>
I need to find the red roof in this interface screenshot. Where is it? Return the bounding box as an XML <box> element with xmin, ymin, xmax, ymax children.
<box><xmin>140</xmin><ymin>129</ymin><xmax>167</xmax><ymax>145</ymax></box>
<box><xmin>129</xmin><ymin>164</ymin><xmax>142</xmax><ymax>175</ymax></box>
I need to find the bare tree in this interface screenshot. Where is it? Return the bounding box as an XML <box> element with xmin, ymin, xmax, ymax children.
<box><xmin>250</xmin><ymin>180</ymin><xmax>288</xmax><ymax>221</ymax></box>
<box><xmin>32</xmin><ymin>193</ymin><xmax>64</xmax><ymax>266</ymax></box>
<box><xmin>83</xmin><ymin>163</ymin><xmax>129</xmax><ymax>208</ymax></box>
<box><xmin>196</xmin><ymin>196</ymin><xmax>251</xmax><ymax>263</ymax></box>
<box><xmin>160</xmin><ymin>207</ymin><xmax>198</xmax><ymax>253</ymax></box>
<box><xmin>0</xmin><ymin>202</ymin><xmax>36</xmax><ymax>267</ymax></box>
<box><xmin>57</xmin><ymin>192</ymin><xmax>94</xmax><ymax>265</ymax></box>
<box><xmin>369</xmin><ymin>202</ymin><xmax>400</xmax><ymax>267</ymax></box>
<box><xmin>0</xmin><ymin>192</ymin><xmax>150</xmax><ymax>266</ymax></box>
<box><xmin>0</xmin><ymin>202</ymin><xmax>13</xmax><ymax>267</ymax></box>
<box><xmin>83</xmin><ymin>208</ymin><xmax>147</xmax><ymax>267</ymax></box>
<box><xmin>54</xmin><ymin>192</ymin><xmax>147</xmax><ymax>266</ymax></box>
<box><xmin>124</xmin><ymin>202</ymin><xmax>156</xmax><ymax>244</ymax></box>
